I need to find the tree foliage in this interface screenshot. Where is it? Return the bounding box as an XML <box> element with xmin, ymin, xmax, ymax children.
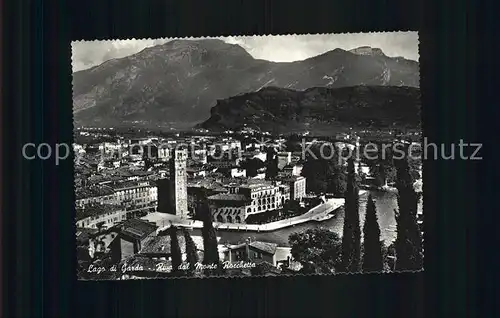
<box><xmin>284</xmin><ymin>135</ymin><xmax>302</xmax><ymax>152</ymax></box>
<box><xmin>281</xmin><ymin>200</ymin><xmax>304</xmax><ymax>218</ymax></box>
<box><xmin>199</xmin><ymin>199</ymin><xmax>220</xmax><ymax>266</ymax></box>
<box><xmin>328</xmin><ymin>169</ymin><xmax>347</xmax><ymax>196</ymax></box>
<box><xmin>340</xmin><ymin>157</ymin><xmax>362</xmax><ymax>273</ymax></box>
<box><xmin>393</xmin><ymin>146</ymin><xmax>424</xmax><ymax>271</ymax></box>
<box><xmin>362</xmin><ymin>142</ymin><xmax>420</xmax><ymax>187</ymax></box>
<box><xmin>241</xmin><ymin>158</ymin><xmax>265</xmax><ymax>177</ymax></box>
<box><xmin>362</xmin><ymin>142</ymin><xmax>396</xmax><ymax>186</ymax></box>
<box><xmin>300</xmin><ymin>144</ymin><xmax>346</xmax><ymax>196</ymax></box>
<box><xmin>250</xmin><ymin>262</ymin><xmax>279</xmax><ymax>276</ymax></box>
<box><xmin>168</xmin><ymin>225</ymin><xmax>182</xmax><ymax>272</ymax></box>
<box><xmin>183</xmin><ymin>228</ymin><xmax>199</xmax><ymax>271</ymax></box>
<box><xmin>362</xmin><ymin>195</ymin><xmax>384</xmax><ymax>272</ymax></box>
<box><xmin>265</xmin><ymin>147</ymin><xmax>279</xmax><ymax>179</ymax></box>
<box><xmin>288</xmin><ymin>228</ymin><xmax>342</xmax><ymax>274</ymax></box>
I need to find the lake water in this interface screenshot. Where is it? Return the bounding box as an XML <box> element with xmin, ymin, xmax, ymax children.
<box><xmin>190</xmin><ymin>190</ymin><xmax>423</xmax><ymax>247</ymax></box>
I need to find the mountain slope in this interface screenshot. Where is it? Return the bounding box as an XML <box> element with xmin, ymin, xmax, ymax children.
<box><xmin>199</xmin><ymin>86</ymin><xmax>421</xmax><ymax>133</ymax></box>
<box><xmin>72</xmin><ymin>39</ymin><xmax>419</xmax><ymax>128</ymax></box>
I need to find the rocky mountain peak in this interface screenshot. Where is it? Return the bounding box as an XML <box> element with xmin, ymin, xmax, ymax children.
<box><xmin>199</xmin><ymin>86</ymin><xmax>421</xmax><ymax>133</ymax></box>
<box><xmin>349</xmin><ymin>46</ymin><xmax>386</xmax><ymax>57</ymax></box>
<box><xmin>129</xmin><ymin>39</ymin><xmax>252</xmax><ymax>63</ymax></box>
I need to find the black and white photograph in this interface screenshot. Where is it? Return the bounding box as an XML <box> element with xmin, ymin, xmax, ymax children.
<box><xmin>72</xmin><ymin>32</ymin><xmax>423</xmax><ymax>280</ymax></box>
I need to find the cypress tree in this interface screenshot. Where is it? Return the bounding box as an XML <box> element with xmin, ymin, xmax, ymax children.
<box><xmin>168</xmin><ymin>225</ymin><xmax>182</xmax><ymax>272</ymax></box>
<box><xmin>362</xmin><ymin>194</ymin><xmax>384</xmax><ymax>272</ymax></box>
<box><xmin>265</xmin><ymin>147</ymin><xmax>279</xmax><ymax>179</ymax></box>
<box><xmin>182</xmin><ymin>228</ymin><xmax>199</xmax><ymax>271</ymax></box>
<box><xmin>340</xmin><ymin>157</ymin><xmax>361</xmax><ymax>272</ymax></box>
<box><xmin>393</xmin><ymin>145</ymin><xmax>424</xmax><ymax>271</ymax></box>
<box><xmin>200</xmin><ymin>200</ymin><xmax>220</xmax><ymax>265</ymax></box>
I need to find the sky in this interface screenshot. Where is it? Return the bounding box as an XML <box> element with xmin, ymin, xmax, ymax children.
<box><xmin>72</xmin><ymin>31</ymin><xmax>418</xmax><ymax>72</ymax></box>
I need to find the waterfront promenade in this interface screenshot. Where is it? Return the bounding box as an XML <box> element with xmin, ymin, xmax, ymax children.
<box><xmin>143</xmin><ymin>196</ymin><xmax>354</xmax><ymax>233</ymax></box>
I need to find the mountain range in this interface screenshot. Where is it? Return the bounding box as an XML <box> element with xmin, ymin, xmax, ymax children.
<box><xmin>199</xmin><ymin>86</ymin><xmax>421</xmax><ymax>134</ymax></box>
<box><xmin>72</xmin><ymin>39</ymin><xmax>420</xmax><ymax>129</ymax></box>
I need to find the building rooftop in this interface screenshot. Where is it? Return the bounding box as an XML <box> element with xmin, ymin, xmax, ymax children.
<box><xmin>283</xmin><ymin>163</ymin><xmax>303</xmax><ymax>169</ymax></box>
<box><xmin>104</xmin><ymin>168</ymin><xmax>154</xmax><ymax>178</ymax></box>
<box><xmin>228</xmin><ymin>241</ymin><xmax>278</xmax><ymax>255</ymax></box>
<box><xmin>186</xmin><ymin>166</ymin><xmax>207</xmax><ymax>173</ymax></box>
<box><xmin>187</xmin><ymin>179</ymin><xmax>228</xmax><ymax>193</ymax></box>
<box><xmin>239</xmin><ymin>181</ymin><xmax>274</xmax><ymax>189</ymax></box>
<box><xmin>75</xmin><ymin>204</ymin><xmax>123</xmax><ymax>221</ymax></box>
<box><xmin>278</xmin><ymin>175</ymin><xmax>306</xmax><ymax>183</ymax></box>
<box><xmin>218</xmin><ymin>165</ymin><xmax>242</xmax><ymax>171</ymax></box>
<box><xmin>120</xmin><ymin>218</ymin><xmax>158</xmax><ymax>241</ymax></box>
<box><xmin>130</xmin><ymin>170</ymin><xmax>154</xmax><ymax>177</ymax></box>
<box><xmin>139</xmin><ymin>234</ymin><xmax>187</xmax><ymax>255</ymax></box>
<box><xmin>75</xmin><ymin>227</ymin><xmax>98</xmax><ymax>244</ymax></box>
<box><xmin>78</xmin><ymin>157</ymin><xmax>100</xmax><ymax>166</ymax></box>
<box><xmin>108</xmin><ymin>180</ymin><xmax>152</xmax><ymax>191</ymax></box>
<box><xmin>250</xmin><ymin>241</ymin><xmax>278</xmax><ymax>254</ymax></box>
<box><xmin>242</xmin><ymin>151</ymin><xmax>264</xmax><ymax>157</ymax></box>
<box><xmin>75</xmin><ymin>185</ymin><xmax>114</xmax><ymax>200</ymax></box>
<box><xmin>207</xmin><ymin>193</ymin><xmax>250</xmax><ymax>202</ymax></box>
<box><xmin>84</xmin><ymin>174</ymin><xmax>114</xmax><ymax>184</ymax></box>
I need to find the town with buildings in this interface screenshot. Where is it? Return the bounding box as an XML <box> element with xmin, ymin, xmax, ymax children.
<box><xmin>75</xmin><ymin>126</ymin><xmax>423</xmax><ymax>280</ymax></box>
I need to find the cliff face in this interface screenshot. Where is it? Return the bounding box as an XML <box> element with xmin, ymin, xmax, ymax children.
<box><xmin>199</xmin><ymin>86</ymin><xmax>421</xmax><ymax>133</ymax></box>
<box><xmin>348</xmin><ymin>46</ymin><xmax>386</xmax><ymax>56</ymax></box>
<box><xmin>72</xmin><ymin>39</ymin><xmax>419</xmax><ymax>128</ymax></box>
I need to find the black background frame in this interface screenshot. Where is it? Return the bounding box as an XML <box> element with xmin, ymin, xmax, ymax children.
<box><xmin>2</xmin><ymin>0</ymin><xmax>493</xmax><ymax>317</ymax></box>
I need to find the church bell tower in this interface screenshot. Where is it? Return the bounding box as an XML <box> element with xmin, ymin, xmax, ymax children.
<box><xmin>169</xmin><ymin>148</ymin><xmax>188</xmax><ymax>217</ymax></box>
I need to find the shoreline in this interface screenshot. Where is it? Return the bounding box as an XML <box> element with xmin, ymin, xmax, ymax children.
<box><xmin>144</xmin><ymin>197</ymin><xmax>353</xmax><ymax>233</ymax></box>
<box><xmin>144</xmin><ymin>192</ymin><xmax>367</xmax><ymax>233</ymax></box>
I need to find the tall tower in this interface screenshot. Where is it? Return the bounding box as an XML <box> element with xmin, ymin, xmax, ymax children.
<box><xmin>169</xmin><ymin>148</ymin><xmax>188</xmax><ymax>218</ymax></box>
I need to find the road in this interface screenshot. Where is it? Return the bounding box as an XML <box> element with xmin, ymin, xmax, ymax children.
<box><xmin>146</xmin><ymin>197</ymin><xmax>346</xmax><ymax>233</ymax></box>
